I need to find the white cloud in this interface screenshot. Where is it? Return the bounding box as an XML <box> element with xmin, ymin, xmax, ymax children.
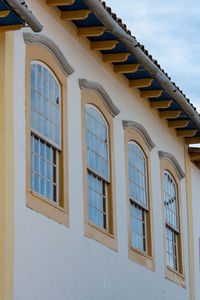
<box><xmin>105</xmin><ymin>0</ymin><xmax>200</xmax><ymax>112</ymax></box>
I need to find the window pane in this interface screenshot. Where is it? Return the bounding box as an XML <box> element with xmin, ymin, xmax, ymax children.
<box><xmin>85</xmin><ymin>105</ymin><xmax>109</xmax><ymax>179</ymax></box>
<box><xmin>163</xmin><ymin>171</ymin><xmax>179</xmax><ymax>271</ymax></box>
<box><xmin>87</xmin><ymin>171</ymin><xmax>108</xmax><ymax>230</ymax></box>
<box><xmin>128</xmin><ymin>141</ymin><xmax>148</xmax><ymax>209</ymax></box>
<box><xmin>31</xmin><ymin>133</ymin><xmax>59</xmax><ymax>203</ymax></box>
<box><xmin>163</xmin><ymin>171</ymin><xmax>179</xmax><ymax>230</ymax></box>
<box><xmin>30</xmin><ymin>62</ymin><xmax>61</xmax><ymax>147</ymax></box>
<box><xmin>166</xmin><ymin>226</ymin><xmax>179</xmax><ymax>271</ymax></box>
<box><xmin>130</xmin><ymin>201</ymin><xmax>147</xmax><ymax>253</ymax></box>
<box><xmin>31</xmin><ymin>67</ymin><xmax>36</xmax><ymax>89</ymax></box>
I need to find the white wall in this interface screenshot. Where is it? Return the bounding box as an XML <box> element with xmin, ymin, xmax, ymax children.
<box><xmin>191</xmin><ymin>163</ymin><xmax>200</xmax><ymax>300</ymax></box>
<box><xmin>13</xmin><ymin>1</ymin><xmax>190</xmax><ymax>299</ymax></box>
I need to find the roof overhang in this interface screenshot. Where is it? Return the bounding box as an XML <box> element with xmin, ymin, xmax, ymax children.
<box><xmin>45</xmin><ymin>0</ymin><xmax>200</xmax><ymax>144</ymax></box>
<box><xmin>189</xmin><ymin>147</ymin><xmax>200</xmax><ymax>169</ymax></box>
<box><xmin>0</xmin><ymin>0</ymin><xmax>42</xmax><ymax>32</ymax></box>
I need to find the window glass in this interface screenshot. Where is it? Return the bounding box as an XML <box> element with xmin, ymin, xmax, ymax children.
<box><xmin>128</xmin><ymin>141</ymin><xmax>148</xmax><ymax>253</ymax></box>
<box><xmin>31</xmin><ymin>62</ymin><xmax>61</xmax><ymax>148</ymax></box>
<box><xmin>85</xmin><ymin>105</ymin><xmax>109</xmax><ymax>180</ymax></box>
<box><xmin>163</xmin><ymin>171</ymin><xmax>179</xmax><ymax>271</ymax></box>
<box><xmin>163</xmin><ymin>171</ymin><xmax>179</xmax><ymax>230</ymax></box>
<box><xmin>128</xmin><ymin>142</ymin><xmax>147</xmax><ymax>208</ymax></box>
<box><xmin>31</xmin><ymin>134</ymin><xmax>59</xmax><ymax>203</ymax></box>
<box><xmin>85</xmin><ymin>105</ymin><xmax>109</xmax><ymax>230</ymax></box>
<box><xmin>130</xmin><ymin>202</ymin><xmax>147</xmax><ymax>252</ymax></box>
<box><xmin>30</xmin><ymin>61</ymin><xmax>61</xmax><ymax>203</ymax></box>
<box><xmin>166</xmin><ymin>226</ymin><xmax>178</xmax><ymax>270</ymax></box>
<box><xmin>88</xmin><ymin>171</ymin><xmax>107</xmax><ymax>229</ymax></box>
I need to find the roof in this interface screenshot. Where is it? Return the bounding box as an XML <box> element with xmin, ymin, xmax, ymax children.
<box><xmin>46</xmin><ymin>0</ymin><xmax>200</xmax><ymax>144</ymax></box>
<box><xmin>0</xmin><ymin>0</ymin><xmax>42</xmax><ymax>32</ymax></box>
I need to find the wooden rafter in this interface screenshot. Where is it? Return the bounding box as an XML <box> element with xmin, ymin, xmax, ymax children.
<box><xmin>159</xmin><ymin>110</ymin><xmax>181</xmax><ymax>119</ymax></box>
<box><xmin>150</xmin><ymin>100</ymin><xmax>172</xmax><ymax>109</ymax></box>
<box><xmin>77</xmin><ymin>26</ymin><xmax>106</xmax><ymax>37</ymax></box>
<box><xmin>0</xmin><ymin>24</ymin><xmax>23</xmax><ymax>32</ymax></box>
<box><xmin>91</xmin><ymin>40</ymin><xmax>118</xmax><ymax>50</ymax></box>
<box><xmin>61</xmin><ymin>10</ymin><xmax>91</xmax><ymax>20</ymax></box>
<box><xmin>114</xmin><ymin>64</ymin><xmax>140</xmax><ymax>74</ymax></box>
<box><xmin>103</xmin><ymin>53</ymin><xmax>130</xmax><ymax>63</ymax></box>
<box><xmin>47</xmin><ymin>0</ymin><xmax>75</xmax><ymax>6</ymax></box>
<box><xmin>168</xmin><ymin>120</ymin><xmax>190</xmax><ymax>128</ymax></box>
<box><xmin>185</xmin><ymin>137</ymin><xmax>200</xmax><ymax>144</ymax></box>
<box><xmin>129</xmin><ymin>78</ymin><xmax>153</xmax><ymax>88</ymax></box>
<box><xmin>177</xmin><ymin>129</ymin><xmax>197</xmax><ymax>137</ymax></box>
<box><xmin>195</xmin><ymin>162</ymin><xmax>200</xmax><ymax>168</ymax></box>
<box><xmin>190</xmin><ymin>154</ymin><xmax>200</xmax><ymax>161</ymax></box>
<box><xmin>0</xmin><ymin>10</ymin><xmax>10</xmax><ymax>18</ymax></box>
<box><xmin>140</xmin><ymin>89</ymin><xmax>163</xmax><ymax>98</ymax></box>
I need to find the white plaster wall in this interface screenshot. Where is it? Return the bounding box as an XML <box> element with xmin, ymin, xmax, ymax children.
<box><xmin>13</xmin><ymin>1</ymin><xmax>190</xmax><ymax>299</ymax></box>
<box><xmin>191</xmin><ymin>164</ymin><xmax>200</xmax><ymax>300</ymax></box>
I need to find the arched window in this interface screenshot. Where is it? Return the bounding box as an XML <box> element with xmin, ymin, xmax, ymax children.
<box><xmin>26</xmin><ymin>44</ymin><xmax>69</xmax><ymax>226</ymax></box>
<box><xmin>160</xmin><ymin>154</ymin><xmax>185</xmax><ymax>287</ymax></box>
<box><xmin>128</xmin><ymin>141</ymin><xmax>148</xmax><ymax>252</ymax></box>
<box><xmin>30</xmin><ymin>61</ymin><xmax>61</xmax><ymax>203</ymax></box>
<box><xmin>163</xmin><ymin>171</ymin><xmax>179</xmax><ymax>271</ymax></box>
<box><xmin>124</xmin><ymin>125</ymin><xmax>154</xmax><ymax>271</ymax></box>
<box><xmin>81</xmin><ymin>88</ymin><xmax>118</xmax><ymax>251</ymax></box>
<box><xmin>86</xmin><ymin>104</ymin><xmax>109</xmax><ymax>230</ymax></box>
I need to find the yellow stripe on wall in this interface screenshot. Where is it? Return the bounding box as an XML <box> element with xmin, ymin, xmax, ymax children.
<box><xmin>185</xmin><ymin>145</ymin><xmax>195</xmax><ymax>300</ymax></box>
<box><xmin>0</xmin><ymin>31</ymin><xmax>15</xmax><ymax>300</ymax></box>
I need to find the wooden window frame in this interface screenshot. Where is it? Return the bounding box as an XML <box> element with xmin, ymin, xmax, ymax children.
<box><xmin>124</xmin><ymin>128</ymin><xmax>155</xmax><ymax>271</ymax></box>
<box><xmin>81</xmin><ymin>90</ymin><xmax>118</xmax><ymax>251</ymax></box>
<box><xmin>25</xmin><ymin>44</ymin><xmax>69</xmax><ymax>226</ymax></box>
<box><xmin>160</xmin><ymin>158</ymin><xmax>185</xmax><ymax>287</ymax></box>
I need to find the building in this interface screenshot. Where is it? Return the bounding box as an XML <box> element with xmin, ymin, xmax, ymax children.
<box><xmin>0</xmin><ymin>0</ymin><xmax>199</xmax><ymax>299</ymax></box>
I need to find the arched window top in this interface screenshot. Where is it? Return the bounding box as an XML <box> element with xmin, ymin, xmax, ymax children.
<box><xmin>123</xmin><ymin>121</ymin><xmax>155</xmax><ymax>151</ymax></box>
<box><xmin>85</xmin><ymin>104</ymin><xmax>109</xmax><ymax>180</ymax></box>
<box><xmin>163</xmin><ymin>170</ymin><xmax>179</xmax><ymax>231</ymax></box>
<box><xmin>86</xmin><ymin>104</ymin><xmax>108</xmax><ymax>128</ymax></box>
<box><xmin>31</xmin><ymin>60</ymin><xmax>61</xmax><ymax>148</ymax></box>
<box><xmin>31</xmin><ymin>60</ymin><xmax>60</xmax><ymax>85</ymax></box>
<box><xmin>128</xmin><ymin>141</ymin><xmax>146</xmax><ymax>160</ymax></box>
<box><xmin>128</xmin><ymin>141</ymin><xmax>148</xmax><ymax>209</ymax></box>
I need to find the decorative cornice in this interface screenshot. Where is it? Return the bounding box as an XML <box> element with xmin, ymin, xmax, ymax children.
<box><xmin>122</xmin><ymin>120</ymin><xmax>155</xmax><ymax>151</ymax></box>
<box><xmin>23</xmin><ymin>32</ymin><xmax>74</xmax><ymax>76</ymax></box>
<box><xmin>158</xmin><ymin>151</ymin><xmax>185</xmax><ymax>180</ymax></box>
<box><xmin>79</xmin><ymin>79</ymin><xmax>120</xmax><ymax>117</ymax></box>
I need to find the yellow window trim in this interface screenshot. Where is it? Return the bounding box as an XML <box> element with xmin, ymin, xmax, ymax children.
<box><xmin>0</xmin><ymin>32</ymin><xmax>14</xmax><ymax>300</ymax></box>
<box><xmin>25</xmin><ymin>44</ymin><xmax>69</xmax><ymax>226</ymax></box>
<box><xmin>160</xmin><ymin>158</ymin><xmax>185</xmax><ymax>288</ymax></box>
<box><xmin>124</xmin><ymin>128</ymin><xmax>155</xmax><ymax>271</ymax></box>
<box><xmin>81</xmin><ymin>90</ymin><xmax>118</xmax><ymax>251</ymax></box>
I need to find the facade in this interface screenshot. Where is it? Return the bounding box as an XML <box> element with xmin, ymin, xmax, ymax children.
<box><xmin>188</xmin><ymin>148</ymin><xmax>200</xmax><ymax>300</ymax></box>
<box><xmin>0</xmin><ymin>0</ymin><xmax>200</xmax><ymax>299</ymax></box>
<box><xmin>191</xmin><ymin>162</ymin><xmax>200</xmax><ymax>300</ymax></box>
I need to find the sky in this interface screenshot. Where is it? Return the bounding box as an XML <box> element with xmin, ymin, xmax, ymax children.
<box><xmin>105</xmin><ymin>0</ymin><xmax>200</xmax><ymax>112</ymax></box>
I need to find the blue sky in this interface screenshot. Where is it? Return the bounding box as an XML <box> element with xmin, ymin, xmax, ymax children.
<box><xmin>106</xmin><ymin>0</ymin><xmax>200</xmax><ymax>112</ymax></box>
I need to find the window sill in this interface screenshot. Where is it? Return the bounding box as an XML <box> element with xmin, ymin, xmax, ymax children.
<box><xmin>128</xmin><ymin>247</ymin><xmax>155</xmax><ymax>271</ymax></box>
<box><xmin>84</xmin><ymin>222</ymin><xmax>118</xmax><ymax>251</ymax></box>
<box><xmin>26</xmin><ymin>190</ymin><xmax>69</xmax><ymax>227</ymax></box>
<box><xmin>166</xmin><ymin>266</ymin><xmax>186</xmax><ymax>288</ymax></box>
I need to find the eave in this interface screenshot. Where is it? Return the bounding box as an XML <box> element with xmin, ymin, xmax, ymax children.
<box><xmin>45</xmin><ymin>0</ymin><xmax>200</xmax><ymax>143</ymax></box>
<box><xmin>189</xmin><ymin>147</ymin><xmax>200</xmax><ymax>169</ymax></box>
<box><xmin>0</xmin><ymin>0</ymin><xmax>42</xmax><ymax>32</ymax></box>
